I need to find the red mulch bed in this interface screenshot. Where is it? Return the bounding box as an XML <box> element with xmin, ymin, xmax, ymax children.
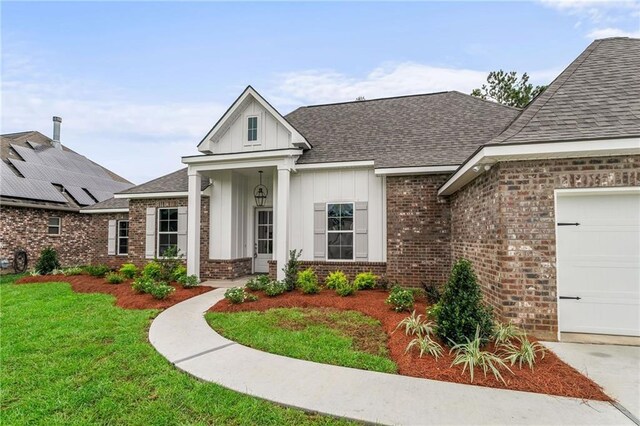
<box><xmin>210</xmin><ymin>289</ymin><xmax>610</xmax><ymax>401</ymax></box>
<box><xmin>16</xmin><ymin>274</ymin><xmax>212</xmax><ymax>309</ymax></box>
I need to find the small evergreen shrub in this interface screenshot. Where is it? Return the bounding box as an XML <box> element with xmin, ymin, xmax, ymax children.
<box><xmin>246</xmin><ymin>275</ymin><xmax>270</xmax><ymax>291</ymax></box>
<box><xmin>325</xmin><ymin>271</ymin><xmax>348</xmax><ymax>290</ymax></box>
<box><xmin>105</xmin><ymin>272</ymin><xmax>125</xmax><ymax>284</ymax></box>
<box><xmin>86</xmin><ymin>264</ymin><xmax>111</xmax><ymax>278</ymax></box>
<box><xmin>131</xmin><ymin>277</ymin><xmax>154</xmax><ymax>294</ymax></box>
<box><xmin>335</xmin><ymin>280</ymin><xmax>356</xmax><ymax>297</ymax></box>
<box><xmin>353</xmin><ymin>272</ymin><xmax>377</xmax><ymax>290</ymax></box>
<box><xmin>35</xmin><ymin>247</ymin><xmax>61</xmax><ymax>275</ymax></box>
<box><xmin>296</xmin><ymin>268</ymin><xmax>320</xmax><ymax>294</ymax></box>
<box><xmin>500</xmin><ymin>334</ymin><xmax>546</xmax><ymax>370</ymax></box>
<box><xmin>386</xmin><ymin>286</ymin><xmax>415</xmax><ymax>312</ymax></box>
<box><xmin>407</xmin><ymin>334</ymin><xmax>444</xmax><ymax>360</ymax></box>
<box><xmin>282</xmin><ymin>249</ymin><xmax>301</xmax><ymax>291</ymax></box>
<box><xmin>224</xmin><ymin>287</ymin><xmax>257</xmax><ymax>304</ymax></box>
<box><xmin>148</xmin><ymin>282</ymin><xmax>175</xmax><ymax>300</ymax></box>
<box><xmin>422</xmin><ymin>282</ymin><xmax>442</xmax><ymax>304</ymax></box>
<box><xmin>450</xmin><ymin>327</ymin><xmax>511</xmax><ymax>384</ymax></box>
<box><xmin>377</xmin><ymin>275</ymin><xmax>390</xmax><ymax>290</ymax></box>
<box><xmin>142</xmin><ymin>261</ymin><xmax>162</xmax><ymax>281</ymax></box>
<box><xmin>172</xmin><ymin>264</ymin><xmax>188</xmax><ymax>282</ymax></box>
<box><xmin>434</xmin><ymin>259</ymin><xmax>494</xmax><ymax>345</ymax></box>
<box><xmin>62</xmin><ymin>266</ymin><xmax>84</xmax><ymax>276</ymax></box>
<box><xmin>178</xmin><ymin>274</ymin><xmax>200</xmax><ymax>288</ymax></box>
<box><xmin>119</xmin><ymin>263</ymin><xmax>138</xmax><ymax>279</ymax></box>
<box><xmin>492</xmin><ymin>322</ymin><xmax>523</xmax><ymax>345</ymax></box>
<box><xmin>264</xmin><ymin>280</ymin><xmax>287</xmax><ymax>297</ymax></box>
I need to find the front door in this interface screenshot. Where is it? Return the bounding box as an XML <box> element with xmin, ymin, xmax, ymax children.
<box><xmin>254</xmin><ymin>208</ymin><xmax>273</xmax><ymax>273</ymax></box>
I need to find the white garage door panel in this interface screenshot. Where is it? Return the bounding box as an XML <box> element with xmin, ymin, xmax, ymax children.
<box><xmin>557</xmin><ymin>191</ymin><xmax>640</xmax><ymax>337</ymax></box>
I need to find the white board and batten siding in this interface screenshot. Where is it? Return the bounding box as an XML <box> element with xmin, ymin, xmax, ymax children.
<box><xmin>289</xmin><ymin>168</ymin><xmax>385</xmax><ymax>262</ymax></box>
<box><xmin>209</xmin><ymin>100</ymin><xmax>292</xmax><ymax>154</ymax></box>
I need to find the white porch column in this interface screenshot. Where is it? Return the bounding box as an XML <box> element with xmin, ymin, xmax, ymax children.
<box><xmin>187</xmin><ymin>169</ymin><xmax>202</xmax><ymax>279</ymax></box>
<box><xmin>275</xmin><ymin>164</ymin><xmax>291</xmax><ymax>280</ymax></box>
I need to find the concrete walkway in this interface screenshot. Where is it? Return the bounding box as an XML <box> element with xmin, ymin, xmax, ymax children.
<box><xmin>149</xmin><ymin>289</ymin><xmax>632</xmax><ymax>425</ymax></box>
<box><xmin>543</xmin><ymin>341</ymin><xmax>640</xmax><ymax>422</ymax></box>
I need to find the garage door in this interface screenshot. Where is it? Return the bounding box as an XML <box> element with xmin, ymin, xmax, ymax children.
<box><xmin>556</xmin><ymin>189</ymin><xmax>640</xmax><ymax>337</ymax></box>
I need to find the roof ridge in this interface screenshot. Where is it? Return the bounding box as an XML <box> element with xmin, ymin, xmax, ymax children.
<box><xmin>492</xmin><ymin>39</ymin><xmax>603</xmax><ymax>144</ymax></box>
<box><xmin>299</xmin><ymin>91</ymin><xmax>452</xmax><ymax>109</ymax></box>
<box><xmin>448</xmin><ymin>90</ymin><xmax>522</xmax><ymax>111</ymax></box>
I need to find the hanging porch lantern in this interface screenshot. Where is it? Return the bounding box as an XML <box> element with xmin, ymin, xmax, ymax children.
<box><xmin>253</xmin><ymin>170</ymin><xmax>268</xmax><ymax>207</ymax></box>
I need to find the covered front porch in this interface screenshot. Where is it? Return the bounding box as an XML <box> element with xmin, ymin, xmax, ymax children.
<box><xmin>184</xmin><ymin>149</ymin><xmax>301</xmax><ymax>281</ymax></box>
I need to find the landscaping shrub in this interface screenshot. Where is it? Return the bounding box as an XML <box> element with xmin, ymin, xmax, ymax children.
<box><xmin>353</xmin><ymin>272</ymin><xmax>377</xmax><ymax>290</ymax></box>
<box><xmin>264</xmin><ymin>280</ymin><xmax>287</xmax><ymax>297</ymax></box>
<box><xmin>395</xmin><ymin>311</ymin><xmax>434</xmax><ymax>337</ymax></box>
<box><xmin>131</xmin><ymin>277</ymin><xmax>154</xmax><ymax>294</ymax></box>
<box><xmin>62</xmin><ymin>266</ymin><xmax>84</xmax><ymax>276</ymax></box>
<box><xmin>142</xmin><ymin>261</ymin><xmax>162</xmax><ymax>281</ymax></box>
<box><xmin>325</xmin><ymin>271</ymin><xmax>348</xmax><ymax>290</ymax></box>
<box><xmin>335</xmin><ymin>280</ymin><xmax>356</xmax><ymax>297</ymax></box>
<box><xmin>449</xmin><ymin>327</ymin><xmax>511</xmax><ymax>384</ymax></box>
<box><xmin>177</xmin><ymin>274</ymin><xmax>200</xmax><ymax>288</ymax></box>
<box><xmin>147</xmin><ymin>282</ymin><xmax>175</xmax><ymax>300</ymax></box>
<box><xmin>376</xmin><ymin>275</ymin><xmax>390</xmax><ymax>290</ymax></box>
<box><xmin>407</xmin><ymin>334</ymin><xmax>443</xmax><ymax>360</ymax></box>
<box><xmin>386</xmin><ymin>286</ymin><xmax>414</xmax><ymax>312</ymax></box>
<box><xmin>172</xmin><ymin>264</ymin><xmax>187</xmax><ymax>282</ymax></box>
<box><xmin>86</xmin><ymin>264</ymin><xmax>111</xmax><ymax>278</ymax></box>
<box><xmin>296</xmin><ymin>268</ymin><xmax>320</xmax><ymax>294</ymax></box>
<box><xmin>421</xmin><ymin>282</ymin><xmax>442</xmax><ymax>304</ymax></box>
<box><xmin>434</xmin><ymin>259</ymin><xmax>494</xmax><ymax>345</ymax></box>
<box><xmin>119</xmin><ymin>263</ymin><xmax>138</xmax><ymax>279</ymax></box>
<box><xmin>105</xmin><ymin>272</ymin><xmax>125</xmax><ymax>284</ymax></box>
<box><xmin>246</xmin><ymin>275</ymin><xmax>270</xmax><ymax>291</ymax></box>
<box><xmin>282</xmin><ymin>249</ymin><xmax>301</xmax><ymax>291</ymax></box>
<box><xmin>34</xmin><ymin>247</ymin><xmax>61</xmax><ymax>275</ymax></box>
<box><xmin>492</xmin><ymin>322</ymin><xmax>523</xmax><ymax>345</ymax></box>
<box><xmin>500</xmin><ymin>334</ymin><xmax>546</xmax><ymax>370</ymax></box>
<box><xmin>224</xmin><ymin>287</ymin><xmax>257</xmax><ymax>304</ymax></box>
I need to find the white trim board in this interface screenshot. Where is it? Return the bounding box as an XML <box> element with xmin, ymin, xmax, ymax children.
<box><xmin>296</xmin><ymin>161</ymin><xmax>375</xmax><ymax>170</ymax></box>
<box><xmin>439</xmin><ymin>137</ymin><xmax>640</xmax><ymax>196</ymax></box>
<box><xmin>114</xmin><ymin>191</ymin><xmax>189</xmax><ymax>199</ymax></box>
<box><xmin>81</xmin><ymin>208</ymin><xmax>129</xmax><ymax>214</ymax></box>
<box><xmin>374</xmin><ymin>165</ymin><xmax>459</xmax><ymax>176</ymax></box>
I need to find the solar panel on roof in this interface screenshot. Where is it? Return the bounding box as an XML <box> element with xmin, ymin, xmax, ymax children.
<box><xmin>10</xmin><ymin>145</ymin><xmax>44</xmax><ymax>164</ymax></box>
<box><xmin>1</xmin><ymin>166</ymin><xmax>68</xmax><ymax>203</ymax></box>
<box><xmin>86</xmin><ymin>189</ymin><xmax>114</xmax><ymax>202</ymax></box>
<box><xmin>65</xmin><ymin>186</ymin><xmax>95</xmax><ymax>206</ymax></box>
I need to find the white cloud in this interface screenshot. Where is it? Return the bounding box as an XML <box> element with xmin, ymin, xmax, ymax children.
<box><xmin>587</xmin><ymin>27</ymin><xmax>640</xmax><ymax>38</ymax></box>
<box><xmin>539</xmin><ymin>0</ymin><xmax>640</xmax><ymax>38</ymax></box>
<box><xmin>1</xmin><ymin>53</ymin><xmax>225</xmax><ymax>184</ymax></box>
<box><xmin>270</xmin><ymin>62</ymin><xmax>556</xmax><ymax>110</ymax></box>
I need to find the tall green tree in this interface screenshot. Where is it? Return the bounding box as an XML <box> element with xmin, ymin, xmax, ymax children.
<box><xmin>471</xmin><ymin>70</ymin><xmax>546</xmax><ymax>108</ymax></box>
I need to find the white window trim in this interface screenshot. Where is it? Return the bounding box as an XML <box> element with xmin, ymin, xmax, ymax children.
<box><xmin>117</xmin><ymin>220</ymin><xmax>129</xmax><ymax>256</ymax></box>
<box><xmin>244</xmin><ymin>114</ymin><xmax>261</xmax><ymax>146</ymax></box>
<box><xmin>157</xmin><ymin>208</ymin><xmax>178</xmax><ymax>257</ymax></box>
<box><xmin>48</xmin><ymin>217</ymin><xmax>61</xmax><ymax>235</ymax></box>
<box><xmin>326</xmin><ymin>202</ymin><xmax>355</xmax><ymax>262</ymax></box>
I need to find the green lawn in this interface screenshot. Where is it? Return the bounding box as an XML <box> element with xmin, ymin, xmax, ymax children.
<box><xmin>0</xmin><ymin>277</ymin><xmax>351</xmax><ymax>425</ymax></box>
<box><xmin>206</xmin><ymin>308</ymin><xmax>397</xmax><ymax>374</ymax></box>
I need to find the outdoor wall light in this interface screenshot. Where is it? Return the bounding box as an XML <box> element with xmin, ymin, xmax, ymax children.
<box><xmin>254</xmin><ymin>170</ymin><xmax>268</xmax><ymax>207</ymax></box>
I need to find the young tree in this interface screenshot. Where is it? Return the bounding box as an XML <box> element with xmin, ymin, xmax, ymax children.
<box><xmin>471</xmin><ymin>70</ymin><xmax>546</xmax><ymax>108</ymax></box>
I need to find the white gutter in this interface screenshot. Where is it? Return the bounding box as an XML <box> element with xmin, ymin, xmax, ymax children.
<box><xmin>80</xmin><ymin>208</ymin><xmax>129</xmax><ymax>214</ymax></box>
<box><xmin>114</xmin><ymin>191</ymin><xmax>189</xmax><ymax>199</ymax></box>
<box><xmin>296</xmin><ymin>160</ymin><xmax>375</xmax><ymax>170</ymax></box>
<box><xmin>438</xmin><ymin>137</ymin><xmax>640</xmax><ymax>196</ymax></box>
<box><xmin>182</xmin><ymin>149</ymin><xmax>303</xmax><ymax>164</ymax></box>
<box><xmin>374</xmin><ymin>165</ymin><xmax>459</xmax><ymax>176</ymax></box>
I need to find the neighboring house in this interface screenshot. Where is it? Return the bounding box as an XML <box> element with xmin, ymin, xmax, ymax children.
<box><xmin>85</xmin><ymin>37</ymin><xmax>639</xmax><ymax>341</ymax></box>
<box><xmin>0</xmin><ymin>119</ymin><xmax>134</xmax><ymax>269</ymax></box>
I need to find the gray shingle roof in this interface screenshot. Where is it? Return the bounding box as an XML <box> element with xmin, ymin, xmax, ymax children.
<box><xmin>117</xmin><ymin>167</ymin><xmax>210</xmax><ymax>195</ymax></box>
<box><xmin>285</xmin><ymin>91</ymin><xmax>520</xmax><ymax>168</ymax></box>
<box><xmin>492</xmin><ymin>38</ymin><xmax>640</xmax><ymax>144</ymax></box>
<box><xmin>82</xmin><ymin>196</ymin><xmax>129</xmax><ymax>211</ymax></box>
<box><xmin>1</xmin><ymin>131</ymin><xmax>133</xmax><ymax>210</ymax></box>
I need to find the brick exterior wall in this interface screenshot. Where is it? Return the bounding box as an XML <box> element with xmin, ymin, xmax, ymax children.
<box><xmin>451</xmin><ymin>155</ymin><xmax>640</xmax><ymax>340</ymax></box>
<box><xmin>385</xmin><ymin>174</ymin><xmax>451</xmax><ymax>287</ymax></box>
<box><xmin>0</xmin><ymin>205</ymin><xmax>93</xmax><ymax>271</ymax></box>
<box><xmin>268</xmin><ymin>260</ymin><xmax>387</xmax><ymax>283</ymax></box>
<box><xmin>202</xmin><ymin>258</ymin><xmax>253</xmax><ymax>279</ymax></box>
<box><xmin>88</xmin><ymin>211</ymin><xmax>131</xmax><ymax>269</ymax></box>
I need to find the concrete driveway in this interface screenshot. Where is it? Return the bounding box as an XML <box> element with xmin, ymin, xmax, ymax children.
<box><xmin>543</xmin><ymin>341</ymin><xmax>640</xmax><ymax>423</ymax></box>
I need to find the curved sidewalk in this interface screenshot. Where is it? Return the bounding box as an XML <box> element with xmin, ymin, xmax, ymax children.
<box><xmin>149</xmin><ymin>289</ymin><xmax>630</xmax><ymax>425</ymax></box>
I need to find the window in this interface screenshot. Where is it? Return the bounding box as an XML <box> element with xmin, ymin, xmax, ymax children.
<box><xmin>47</xmin><ymin>217</ymin><xmax>61</xmax><ymax>235</ymax></box>
<box><xmin>327</xmin><ymin>203</ymin><xmax>354</xmax><ymax>260</ymax></box>
<box><xmin>158</xmin><ymin>208</ymin><xmax>178</xmax><ymax>256</ymax></box>
<box><xmin>247</xmin><ymin>116</ymin><xmax>258</xmax><ymax>142</ymax></box>
<box><xmin>117</xmin><ymin>220</ymin><xmax>129</xmax><ymax>255</ymax></box>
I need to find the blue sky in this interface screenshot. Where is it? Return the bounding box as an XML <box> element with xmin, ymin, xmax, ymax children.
<box><xmin>2</xmin><ymin>1</ymin><xmax>639</xmax><ymax>183</ymax></box>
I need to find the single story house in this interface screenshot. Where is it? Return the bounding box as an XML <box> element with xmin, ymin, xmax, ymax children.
<box><xmin>84</xmin><ymin>37</ymin><xmax>639</xmax><ymax>341</ymax></box>
<box><xmin>0</xmin><ymin>119</ymin><xmax>134</xmax><ymax>270</ymax></box>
